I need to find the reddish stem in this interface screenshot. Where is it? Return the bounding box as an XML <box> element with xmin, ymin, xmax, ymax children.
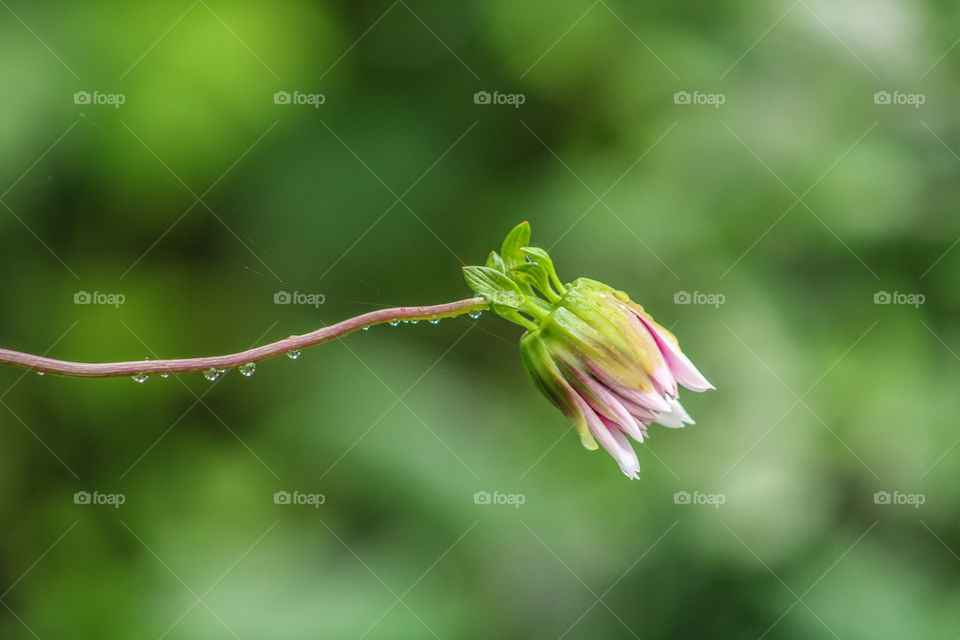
<box><xmin>0</xmin><ymin>297</ymin><xmax>488</xmax><ymax>379</ymax></box>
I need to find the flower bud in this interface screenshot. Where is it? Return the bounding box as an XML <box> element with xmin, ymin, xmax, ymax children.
<box><xmin>465</xmin><ymin>223</ymin><xmax>713</xmax><ymax>479</ymax></box>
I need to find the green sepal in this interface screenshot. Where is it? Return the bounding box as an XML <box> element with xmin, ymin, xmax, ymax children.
<box><xmin>519</xmin><ymin>331</ymin><xmax>599</xmax><ymax>450</ymax></box>
<box><xmin>549</xmin><ymin>279</ymin><xmax>653</xmax><ymax>388</ymax></box>
<box><xmin>519</xmin><ymin>331</ymin><xmax>573</xmax><ymax>416</ymax></box>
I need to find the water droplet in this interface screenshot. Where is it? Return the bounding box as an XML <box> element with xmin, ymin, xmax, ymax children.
<box><xmin>468</xmin><ymin>310</ymin><xmax>482</xmax><ymax>319</ymax></box>
<box><xmin>132</xmin><ymin>373</ymin><xmax>149</xmax><ymax>384</ymax></box>
<box><xmin>203</xmin><ymin>368</ymin><xmax>222</xmax><ymax>382</ymax></box>
<box><xmin>389</xmin><ymin>320</ymin><xmax>400</xmax><ymax>327</ymax></box>
<box><xmin>36</xmin><ymin>371</ymin><xmax>45</xmax><ymax>376</ymax></box>
<box><xmin>161</xmin><ymin>374</ymin><xmax>170</xmax><ymax>379</ymax></box>
<box><xmin>239</xmin><ymin>362</ymin><xmax>256</xmax><ymax>377</ymax></box>
<box><xmin>429</xmin><ymin>317</ymin><xmax>440</xmax><ymax>325</ymax></box>
<box><xmin>287</xmin><ymin>349</ymin><xmax>301</xmax><ymax>360</ymax></box>
<box><xmin>362</xmin><ymin>326</ymin><xmax>370</xmax><ymax>331</ymax></box>
<box><xmin>409</xmin><ymin>319</ymin><xmax>420</xmax><ymax>325</ymax></box>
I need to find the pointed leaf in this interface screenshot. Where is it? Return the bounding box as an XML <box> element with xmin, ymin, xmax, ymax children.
<box><xmin>463</xmin><ymin>266</ymin><xmax>524</xmax><ymax>309</ymax></box>
<box><xmin>511</xmin><ymin>262</ymin><xmax>552</xmax><ymax>297</ymax></box>
<box><xmin>521</xmin><ymin>246</ymin><xmax>565</xmax><ymax>293</ymax></box>
<box><xmin>485</xmin><ymin>250</ymin><xmax>506</xmax><ymax>273</ymax></box>
<box><xmin>500</xmin><ymin>221</ymin><xmax>531</xmax><ymax>269</ymax></box>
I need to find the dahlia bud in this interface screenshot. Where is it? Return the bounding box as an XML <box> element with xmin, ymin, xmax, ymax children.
<box><xmin>464</xmin><ymin>223</ymin><xmax>713</xmax><ymax>479</ymax></box>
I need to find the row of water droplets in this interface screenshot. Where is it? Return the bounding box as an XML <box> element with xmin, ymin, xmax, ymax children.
<box><xmin>130</xmin><ymin>360</ymin><xmax>261</xmax><ymax>384</ymax></box>
<box><xmin>122</xmin><ymin>309</ymin><xmax>483</xmax><ymax>383</ymax></box>
<box><xmin>387</xmin><ymin>309</ymin><xmax>483</xmax><ymax>327</ymax></box>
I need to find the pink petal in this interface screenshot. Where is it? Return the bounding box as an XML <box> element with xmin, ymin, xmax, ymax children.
<box><xmin>574</xmin><ymin>370</ymin><xmax>644</xmax><ymax>442</ymax></box>
<box><xmin>585</xmin><ymin>362</ymin><xmax>671</xmax><ymax>412</ymax></box>
<box><xmin>571</xmin><ymin>393</ymin><xmax>641</xmax><ymax>479</ymax></box>
<box><xmin>652</xmin><ymin>393</ymin><xmax>696</xmax><ymax>429</ymax></box>
<box><xmin>666</xmin><ymin>396</ymin><xmax>695</xmax><ymax>424</ymax></box>
<box><xmin>615</xmin><ymin>384</ymin><xmax>672</xmax><ymax>414</ymax></box>
<box><xmin>599</xmin><ymin>416</ymin><xmax>642</xmax><ymax>479</ymax></box>
<box><xmin>637</xmin><ymin>314</ymin><xmax>714</xmax><ymax>392</ymax></box>
<box><xmin>653</xmin><ymin>408</ymin><xmax>685</xmax><ymax>429</ymax></box>
<box><xmin>626</xmin><ymin>313</ymin><xmax>678</xmax><ymax>397</ymax></box>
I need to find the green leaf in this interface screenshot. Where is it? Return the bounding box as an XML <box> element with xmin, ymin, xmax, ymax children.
<box><xmin>520</xmin><ymin>246</ymin><xmax>552</xmax><ymax>269</ymax></box>
<box><xmin>462</xmin><ymin>265</ymin><xmax>525</xmax><ymax>309</ymax></box>
<box><xmin>521</xmin><ymin>246</ymin><xmax>565</xmax><ymax>294</ymax></box>
<box><xmin>510</xmin><ymin>262</ymin><xmax>552</xmax><ymax>297</ymax></box>
<box><xmin>485</xmin><ymin>250</ymin><xmax>506</xmax><ymax>273</ymax></box>
<box><xmin>500</xmin><ymin>221</ymin><xmax>531</xmax><ymax>269</ymax></box>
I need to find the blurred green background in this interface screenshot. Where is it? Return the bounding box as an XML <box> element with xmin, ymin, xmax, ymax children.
<box><xmin>1</xmin><ymin>1</ymin><xmax>958</xmax><ymax>638</ymax></box>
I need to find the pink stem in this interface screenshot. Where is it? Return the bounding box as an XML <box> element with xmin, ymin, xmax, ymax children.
<box><xmin>0</xmin><ymin>297</ymin><xmax>488</xmax><ymax>379</ymax></box>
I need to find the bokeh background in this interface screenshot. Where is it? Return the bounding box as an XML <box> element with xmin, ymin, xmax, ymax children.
<box><xmin>1</xmin><ymin>1</ymin><xmax>958</xmax><ymax>638</ymax></box>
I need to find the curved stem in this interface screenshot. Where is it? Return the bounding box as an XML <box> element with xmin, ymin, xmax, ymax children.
<box><xmin>0</xmin><ymin>297</ymin><xmax>488</xmax><ymax>379</ymax></box>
